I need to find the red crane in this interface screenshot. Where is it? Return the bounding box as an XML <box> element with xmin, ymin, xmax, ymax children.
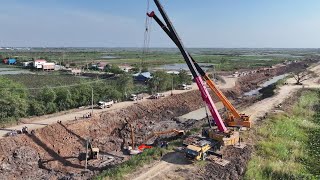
<box><xmin>147</xmin><ymin>0</ymin><xmax>227</xmax><ymax>132</ymax></box>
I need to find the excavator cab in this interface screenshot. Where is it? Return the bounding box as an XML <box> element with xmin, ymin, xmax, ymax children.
<box><xmin>88</xmin><ymin>140</ymin><xmax>99</xmax><ymax>160</ymax></box>
<box><xmin>90</xmin><ymin>148</ymin><xmax>99</xmax><ymax>159</ymax></box>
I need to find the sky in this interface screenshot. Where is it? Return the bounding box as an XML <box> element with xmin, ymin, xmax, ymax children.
<box><xmin>0</xmin><ymin>0</ymin><xmax>320</xmax><ymax>48</ymax></box>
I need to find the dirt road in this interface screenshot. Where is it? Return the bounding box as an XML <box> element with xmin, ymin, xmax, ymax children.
<box><xmin>0</xmin><ymin>77</ymin><xmax>238</xmax><ymax>138</ymax></box>
<box><xmin>130</xmin><ymin>63</ymin><xmax>320</xmax><ymax>180</ymax></box>
<box><xmin>244</xmin><ymin>62</ymin><xmax>320</xmax><ymax>122</ymax></box>
<box><xmin>129</xmin><ymin>152</ymin><xmax>194</xmax><ymax>180</ymax></box>
<box><xmin>0</xmin><ymin>83</ymin><xmax>196</xmax><ymax>138</ymax></box>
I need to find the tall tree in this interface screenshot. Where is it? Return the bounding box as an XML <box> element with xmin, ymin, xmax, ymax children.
<box><xmin>71</xmin><ymin>83</ymin><xmax>91</xmax><ymax>106</ymax></box>
<box><xmin>0</xmin><ymin>77</ymin><xmax>28</xmax><ymax>122</ymax></box>
<box><xmin>117</xmin><ymin>73</ymin><xmax>134</xmax><ymax>98</ymax></box>
<box><xmin>148</xmin><ymin>71</ymin><xmax>171</xmax><ymax>93</ymax></box>
<box><xmin>292</xmin><ymin>70</ymin><xmax>317</xmax><ymax>85</ymax></box>
<box><xmin>178</xmin><ymin>70</ymin><xmax>192</xmax><ymax>85</ymax></box>
<box><xmin>28</xmin><ymin>100</ymin><xmax>46</xmax><ymax>116</ymax></box>
<box><xmin>106</xmin><ymin>64</ymin><xmax>124</xmax><ymax>74</ymax></box>
<box><xmin>55</xmin><ymin>87</ymin><xmax>74</xmax><ymax>111</ymax></box>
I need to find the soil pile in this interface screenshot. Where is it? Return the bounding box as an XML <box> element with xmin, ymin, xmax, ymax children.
<box><xmin>198</xmin><ymin>146</ymin><xmax>253</xmax><ymax>180</ymax></box>
<box><xmin>0</xmin><ymin>62</ymin><xmax>298</xmax><ymax>179</ymax></box>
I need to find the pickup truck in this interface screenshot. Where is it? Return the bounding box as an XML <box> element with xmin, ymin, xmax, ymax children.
<box><xmin>178</xmin><ymin>84</ymin><xmax>192</xmax><ymax>90</ymax></box>
<box><xmin>98</xmin><ymin>100</ymin><xmax>114</xmax><ymax>109</ymax></box>
<box><xmin>129</xmin><ymin>94</ymin><xmax>143</xmax><ymax>101</ymax></box>
<box><xmin>150</xmin><ymin>93</ymin><xmax>165</xmax><ymax>99</ymax></box>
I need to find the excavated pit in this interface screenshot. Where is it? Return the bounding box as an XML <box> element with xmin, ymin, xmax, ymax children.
<box><xmin>0</xmin><ymin>61</ymin><xmax>309</xmax><ymax>179</ymax></box>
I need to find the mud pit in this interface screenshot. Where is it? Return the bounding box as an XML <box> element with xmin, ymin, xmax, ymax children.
<box><xmin>0</xmin><ymin>61</ymin><xmax>310</xmax><ymax>179</ymax></box>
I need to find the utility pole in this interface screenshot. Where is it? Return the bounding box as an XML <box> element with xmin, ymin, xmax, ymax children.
<box><xmin>91</xmin><ymin>87</ymin><xmax>94</xmax><ymax>115</ymax></box>
<box><xmin>85</xmin><ymin>138</ymin><xmax>88</xmax><ymax>170</ymax></box>
<box><xmin>171</xmin><ymin>76</ymin><xmax>174</xmax><ymax>96</ymax></box>
<box><xmin>213</xmin><ymin>65</ymin><xmax>216</xmax><ymax>82</ymax></box>
<box><xmin>130</xmin><ymin>124</ymin><xmax>135</xmax><ymax>149</ymax></box>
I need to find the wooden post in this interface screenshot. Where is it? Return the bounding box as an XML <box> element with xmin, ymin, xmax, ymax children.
<box><xmin>85</xmin><ymin>138</ymin><xmax>88</xmax><ymax>170</ymax></box>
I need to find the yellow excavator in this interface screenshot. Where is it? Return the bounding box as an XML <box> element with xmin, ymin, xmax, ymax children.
<box><xmin>87</xmin><ymin>139</ymin><xmax>99</xmax><ymax>160</ymax></box>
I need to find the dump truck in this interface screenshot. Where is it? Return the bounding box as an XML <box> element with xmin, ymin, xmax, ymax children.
<box><xmin>183</xmin><ymin>136</ymin><xmax>222</xmax><ymax>161</ymax></box>
<box><xmin>185</xmin><ymin>142</ymin><xmax>211</xmax><ymax>161</ymax></box>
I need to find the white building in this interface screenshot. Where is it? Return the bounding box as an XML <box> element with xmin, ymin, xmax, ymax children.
<box><xmin>34</xmin><ymin>59</ymin><xmax>47</xmax><ymax>69</ymax></box>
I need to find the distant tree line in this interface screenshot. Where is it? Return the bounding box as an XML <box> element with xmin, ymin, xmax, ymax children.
<box><xmin>0</xmin><ymin>69</ymin><xmax>192</xmax><ymax>125</ymax></box>
<box><xmin>0</xmin><ymin>74</ymin><xmax>134</xmax><ymax>125</ymax></box>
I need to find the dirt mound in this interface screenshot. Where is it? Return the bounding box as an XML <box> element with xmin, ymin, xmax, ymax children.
<box><xmin>0</xmin><ymin>141</ymin><xmax>63</xmax><ymax>180</ymax></box>
<box><xmin>0</xmin><ymin>90</ymin><xmax>211</xmax><ymax>179</ymax></box>
<box><xmin>199</xmin><ymin>146</ymin><xmax>253</xmax><ymax>180</ymax></box>
<box><xmin>0</xmin><ymin>62</ymin><xmax>297</xmax><ymax>179</ymax></box>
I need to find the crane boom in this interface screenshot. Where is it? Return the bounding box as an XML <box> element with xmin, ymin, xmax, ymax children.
<box><xmin>200</xmin><ymin>74</ymin><xmax>251</xmax><ymax>128</ymax></box>
<box><xmin>149</xmin><ymin>0</ymin><xmax>227</xmax><ymax>132</ymax></box>
<box><xmin>147</xmin><ymin>4</ymin><xmax>251</xmax><ymax>128</ymax></box>
<box><xmin>190</xmin><ymin>56</ymin><xmax>251</xmax><ymax>127</ymax></box>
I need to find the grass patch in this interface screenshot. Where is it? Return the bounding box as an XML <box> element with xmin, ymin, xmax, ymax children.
<box><xmin>245</xmin><ymin>90</ymin><xmax>320</xmax><ymax>180</ymax></box>
<box><xmin>186</xmin><ymin>127</ymin><xmax>200</xmax><ymax>136</ymax></box>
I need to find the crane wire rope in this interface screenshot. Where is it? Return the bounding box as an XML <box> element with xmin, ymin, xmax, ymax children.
<box><xmin>141</xmin><ymin>0</ymin><xmax>152</xmax><ymax>70</ymax></box>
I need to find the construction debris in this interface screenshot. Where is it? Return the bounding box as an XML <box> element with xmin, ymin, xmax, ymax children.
<box><xmin>0</xmin><ymin>61</ymin><xmax>308</xmax><ymax>179</ymax></box>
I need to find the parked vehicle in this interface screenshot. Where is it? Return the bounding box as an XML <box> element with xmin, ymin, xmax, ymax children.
<box><xmin>3</xmin><ymin>58</ymin><xmax>17</xmax><ymax>65</ymax></box>
<box><xmin>97</xmin><ymin>100</ymin><xmax>114</xmax><ymax>109</ymax></box>
<box><xmin>150</xmin><ymin>93</ymin><xmax>164</xmax><ymax>99</ymax></box>
<box><xmin>6</xmin><ymin>130</ymin><xmax>18</xmax><ymax>137</ymax></box>
<box><xmin>178</xmin><ymin>84</ymin><xmax>192</xmax><ymax>90</ymax></box>
<box><xmin>129</xmin><ymin>94</ymin><xmax>143</xmax><ymax>101</ymax></box>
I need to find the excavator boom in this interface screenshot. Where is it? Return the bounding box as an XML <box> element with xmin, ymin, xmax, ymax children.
<box><xmin>139</xmin><ymin>129</ymin><xmax>184</xmax><ymax>151</ymax></box>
